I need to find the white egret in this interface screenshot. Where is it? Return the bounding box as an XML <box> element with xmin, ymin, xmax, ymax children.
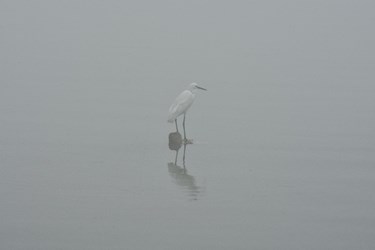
<box><xmin>168</xmin><ymin>83</ymin><xmax>207</xmax><ymax>141</ymax></box>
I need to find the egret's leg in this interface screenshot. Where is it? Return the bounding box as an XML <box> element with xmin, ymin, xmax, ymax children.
<box><xmin>175</xmin><ymin>119</ymin><xmax>179</xmax><ymax>132</ymax></box>
<box><xmin>182</xmin><ymin>143</ymin><xmax>186</xmax><ymax>168</ymax></box>
<box><xmin>182</xmin><ymin>114</ymin><xmax>187</xmax><ymax>140</ymax></box>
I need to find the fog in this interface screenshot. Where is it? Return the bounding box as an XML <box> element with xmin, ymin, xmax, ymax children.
<box><xmin>1</xmin><ymin>0</ymin><xmax>375</xmax><ymax>249</ymax></box>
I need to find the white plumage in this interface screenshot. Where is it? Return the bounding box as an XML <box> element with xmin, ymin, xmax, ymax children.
<box><xmin>168</xmin><ymin>90</ymin><xmax>194</xmax><ymax>122</ymax></box>
<box><xmin>168</xmin><ymin>83</ymin><xmax>207</xmax><ymax>140</ymax></box>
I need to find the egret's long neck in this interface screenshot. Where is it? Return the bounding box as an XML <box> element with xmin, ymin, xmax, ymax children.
<box><xmin>189</xmin><ymin>90</ymin><xmax>197</xmax><ymax>98</ymax></box>
<box><xmin>189</xmin><ymin>88</ymin><xmax>197</xmax><ymax>94</ymax></box>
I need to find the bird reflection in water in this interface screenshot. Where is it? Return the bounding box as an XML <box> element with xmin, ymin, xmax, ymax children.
<box><xmin>168</xmin><ymin>132</ymin><xmax>203</xmax><ymax>200</ymax></box>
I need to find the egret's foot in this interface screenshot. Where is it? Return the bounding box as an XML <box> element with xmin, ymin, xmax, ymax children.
<box><xmin>183</xmin><ymin>138</ymin><xmax>193</xmax><ymax>144</ymax></box>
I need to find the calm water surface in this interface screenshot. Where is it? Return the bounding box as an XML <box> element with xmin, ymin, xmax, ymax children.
<box><xmin>1</xmin><ymin>81</ymin><xmax>374</xmax><ymax>250</ymax></box>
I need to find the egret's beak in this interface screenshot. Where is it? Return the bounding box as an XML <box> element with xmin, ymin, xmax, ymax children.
<box><xmin>197</xmin><ymin>86</ymin><xmax>207</xmax><ymax>91</ymax></box>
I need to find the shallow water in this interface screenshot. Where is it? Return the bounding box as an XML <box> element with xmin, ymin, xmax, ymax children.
<box><xmin>1</xmin><ymin>1</ymin><xmax>375</xmax><ymax>249</ymax></box>
<box><xmin>1</xmin><ymin>81</ymin><xmax>374</xmax><ymax>249</ymax></box>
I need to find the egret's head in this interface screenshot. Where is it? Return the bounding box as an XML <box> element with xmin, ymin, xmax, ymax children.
<box><xmin>189</xmin><ymin>82</ymin><xmax>207</xmax><ymax>91</ymax></box>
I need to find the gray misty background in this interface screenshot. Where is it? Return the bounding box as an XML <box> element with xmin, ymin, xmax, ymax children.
<box><xmin>1</xmin><ymin>1</ymin><xmax>374</xmax><ymax>249</ymax></box>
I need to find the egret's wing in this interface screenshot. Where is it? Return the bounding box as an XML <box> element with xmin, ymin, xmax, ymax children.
<box><xmin>168</xmin><ymin>90</ymin><xmax>194</xmax><ymax>122</ymax></box>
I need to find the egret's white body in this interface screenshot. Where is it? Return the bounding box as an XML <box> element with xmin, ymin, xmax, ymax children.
<box><xmin>168</xmin><ymin>83</ymin><xmax>207</xmax><ymax>141</ymax></box>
